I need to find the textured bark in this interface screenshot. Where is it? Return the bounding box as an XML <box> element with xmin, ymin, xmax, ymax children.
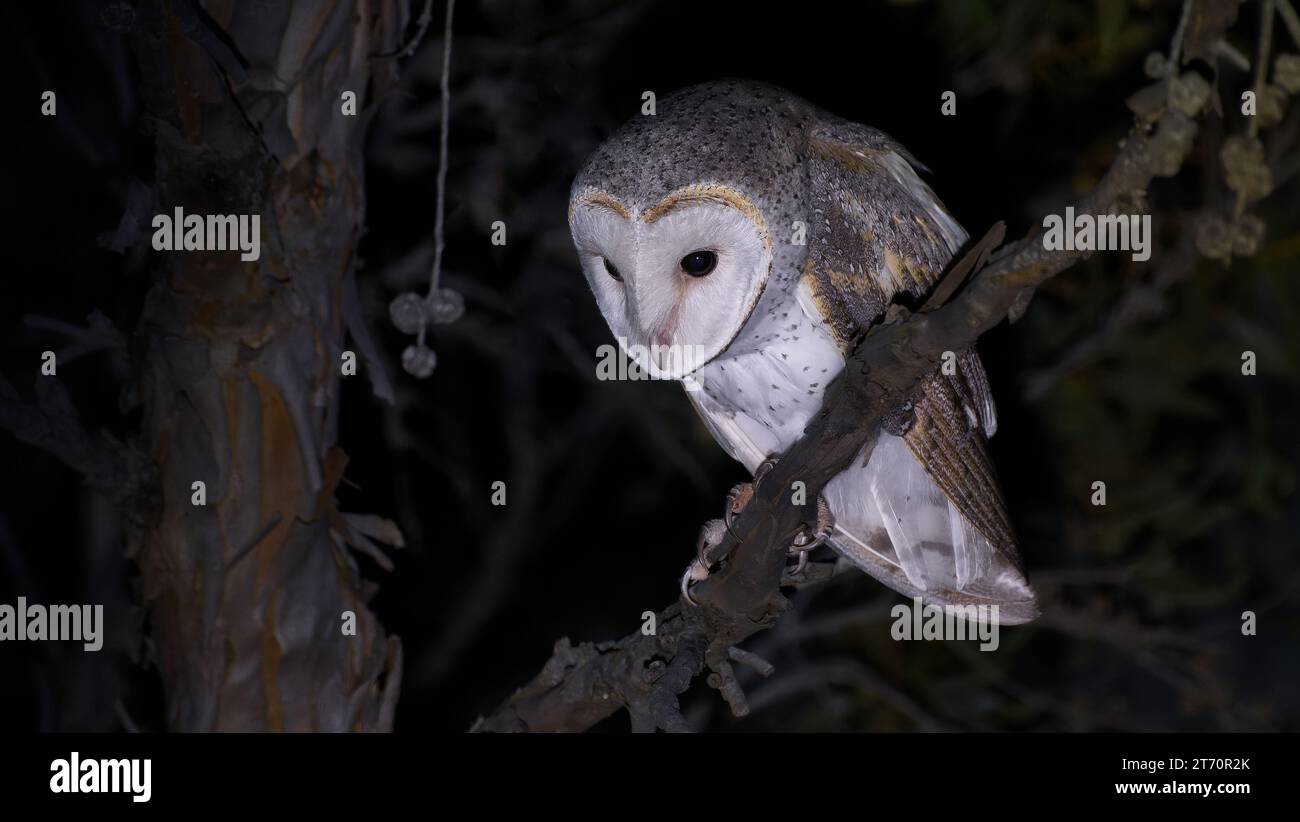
<box><xmin>129</xmin><ymin>0</ymin><xmax>407</xmax><ymax>731</ymax></box>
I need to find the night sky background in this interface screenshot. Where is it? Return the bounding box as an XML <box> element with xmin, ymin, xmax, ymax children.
<box><xmin>3</xmin><ymin>0</ymin><xmax>1298</xmax><ymax>732</ymax></box>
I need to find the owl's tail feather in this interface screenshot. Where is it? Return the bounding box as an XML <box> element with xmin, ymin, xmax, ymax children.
<box><xmin>822</xmin><ymin>434</ymin><xmax>1039</xmax><ymax>624</ymax></box>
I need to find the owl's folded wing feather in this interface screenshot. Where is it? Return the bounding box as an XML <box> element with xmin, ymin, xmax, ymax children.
<box><xmin>803</xmin><ymin>121</ymin><xmax>1037</xmax><ymax>620</ymax></box>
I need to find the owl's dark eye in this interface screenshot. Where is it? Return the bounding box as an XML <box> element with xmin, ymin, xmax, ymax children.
<box><xmin>680</xmin><ymin>250</ymin><xmax>717</xmax><ymax>277</ymax></box>
<box><xmin>602</xmin><ymin>257</ymin><xmax>623</xmax><ymax>282</ymax></box>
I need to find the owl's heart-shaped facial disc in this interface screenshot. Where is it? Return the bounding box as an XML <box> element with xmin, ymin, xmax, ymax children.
<box><xmin>569</xmin><ymin>184</ymin><xmax>772</xmax><ymax>379</ymax></box>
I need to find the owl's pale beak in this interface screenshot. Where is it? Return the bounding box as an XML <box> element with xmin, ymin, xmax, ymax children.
<box><xmin>635</xmin><ymin>303</ymin><xmax>682</xmax><ymax>371</ymax></box>
<box><xmin>616</xmin><ymin>276</ymin><xmax>695</xmax><ymax>377</ymax></box>
<box><xmin>623</xmin><ymin>267</ymin><xmax>662</xmax><ymax>345</ymax></box>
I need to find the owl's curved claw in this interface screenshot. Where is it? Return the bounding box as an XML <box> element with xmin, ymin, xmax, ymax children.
<box><xmin>790</xmin><ymin>529</ymin><xmax>827</xmax><ymax>553</ymax></box>
<box><xmin>786</xmin><ymin>494</ymin><xmax>834</xmax><ymax>575</ymax></box>
<box><xmin>681</xmin><ymin>557</ymin><xmax>716</xmax><ymax>607</ymax></box>
<box><xmin>696</xmin><ymin>518</ymin><xmax>729</xmax><ymax>566</ymax></box>
<box><xmin>684</xmin><ymin>518</ymin><xmax>729</xmax><ymax>606</ymax></box>
<box><xmin>723</xmin><ymin>483</ymin><xmax>753</xmax><ymax>537</ymax></box>
<box><xmin>680</xmin><ymin>561</ymin><xmax>704</xmax><ymax>606</ymax></box>
<box><xmin>723</xmin><ymin>458</ymin><xmax>780</xmax><ymax>537</ymax></box>
<box><xmin>788</xmin><ymin>548</ymin><xmax>809</xmax><ymax>577</ymax></box>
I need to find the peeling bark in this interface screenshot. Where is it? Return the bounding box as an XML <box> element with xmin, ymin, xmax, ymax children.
<box><xmin>129</xmin><ymin>0</ymin><xmax>407</xmax><ymax>731</ymax></box>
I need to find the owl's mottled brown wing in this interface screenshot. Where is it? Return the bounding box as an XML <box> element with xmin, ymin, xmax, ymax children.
<box><xmin>802</xmin><ymin>120</ymin><xmax>1034</xmax><ymax>617</ymax></box>
<box><xmin>801</xmin><ymin>127</ymin><xmax>963</xmax><ymax>346</ymax></box>
<box><xmin>906</xmin><ymin>363</ymin><xmax>1022</xmax><ymax>573</ymax></box>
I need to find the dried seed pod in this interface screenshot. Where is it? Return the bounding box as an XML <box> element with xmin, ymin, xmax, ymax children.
<box><xmin>1195</xmin><ymin>215</ymin><xmax>1232</xmax><ymax>261</ymax></box>
<box><xmin>427</xmin><ymin>288</ymin><xmax>465</xmax><ymax>324</ymax></box>
<box><xmin>1257</xmin><ymin>84</ymin><xmax>1287</xmax><ymax>128</ymax></box>
<box><xmin>1231</xmin><ymin>214</ymin><xmax>1266</xmax><ymax>256</ymax></box>
<box><xmin>100</xmin><ymin>1</ymin><xmax>136</xmax><ymax>31</ymax></box>
<box><xmin>1220</xmin><ymin>135</ymin><xmax>1273</xmax><ymax>202</ymax></box>
<box><xmin>1126</xmin><ymin>79</ymin><xmax>1170</xmax><ymax>123</ymax></box>
<box><xmin>1168</xmin><ymin>73</ymin><xmax>1211</xmax><ymax>116</ymax></box>
<box><xmin>401</xmin><ymin>344</ymin><xmax>438</xmax><ymax>378</ymax></box>
<box><xmin>1144</xmin><ymin>51</ymin><xmax>1169</xmax><ymax>79</ymax></box>
<box><xmin>1274</xmin><ymin>53</ymin><xmax>1300</xmax><ymax>94</ymax></box>
<box><xmin>389</xmin><ymin>292</ymin><xmax>428</xmax><ymax>335</ymax></box>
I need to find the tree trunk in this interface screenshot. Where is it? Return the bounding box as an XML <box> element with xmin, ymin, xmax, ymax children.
<box><xmin>129</xmin><ymin>0</ymin><xmax>406</xmax><ymax>731</ymax></box>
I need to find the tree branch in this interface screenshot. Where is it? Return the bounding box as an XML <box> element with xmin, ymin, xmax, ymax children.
<box><xmin>0</xmin><ymin>375</ymin><xmax>150</xmax><ymax>510</ymax></box>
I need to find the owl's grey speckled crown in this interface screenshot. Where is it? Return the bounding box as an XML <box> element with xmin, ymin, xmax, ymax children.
<box><xmin>571</xmin><ymin>80</ymin><xmax>817</xmax><ymax>219</ymax></box>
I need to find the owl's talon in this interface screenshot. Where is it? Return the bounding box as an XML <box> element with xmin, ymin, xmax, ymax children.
<box><xmin>723</xmin><ymin>483</ymin><xmax>754</xmax><ymax>535</ymax></box>
<box><xmin>685</xmin><ymin>518</ymin><xmax>730</xmax><ymax>606</ymax></box>
<box><xmin>788</xmin><ymin>549</ymin><xmax>809</xmax><ymax>576</ymax></box>
<box><xmin>784</xmin><ymin>495</ymin><xmax>831</xmax><ymax>582</ymax></box>
<box><xmin>790</xmin><ymin>529</ymin><xmax>826</xmax><ymax>552</ymax></box>
<box><xmin>696</xmin><ymin>518</ymin><xmax>729</xmax><ymax>565</ymax></box>
<box><xmin>722</xmin><ymin>459</ymin><xmax>779</xmax><ymax>536</ymax></box>
<box><xmin>680</xmin><ymin>558</ymin><xmax>711</xmax><ymax>607</ymax></box>
<box><xmin>753</xmin><ymin>457</ymin><xmax>778</xmax><ymax>488</ymax></box>
<box><xmin>782</xmin><ymin>555</ymin><xmax>837</xmax><ymax>587</ymax></box>
<box><xmin>680</xmin><ymin>565</ymin><xmax>697</xmax><ymax>606</ymax></box>
<box><xmin>788</xmin><ymin>494</ymin><xmax>834</xmax><ymax>555</ymax></box>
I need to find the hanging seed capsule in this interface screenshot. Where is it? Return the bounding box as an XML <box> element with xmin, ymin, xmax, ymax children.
<box><xmin>1274</xmin><ymin>54</ymin><xmax>1300</xmax><ymax>94</ymax></box>
<box><xmin>1168</xmin><ymin>73</ymin><xmax>1210</xmax><ymax>117</ymax></box>
<box><xmin>389</xmin><ymin>292</ymin><xmax>429</xmax><ymax>335</ymax></box>
<box><xmin>1220</xmin><ymin>136</ymin><xmax>1272</xmax><ymax>203</ymax></box>
<box><xmin>1256</xmin><ymin>85</ymin><xmax>1287</xmax><ymax>128</ymax></box>
<box><xmin>1195</xmin><ymin>215</ymin><xmax>1232</xmax><ymax>261</ymax></box>
<box><xmin>1143</xmin><ymin>51</ymin><xmax>1169</xmax><ymax>79</ymax></box>
<box><xmin>1231</xmin><ymin>214</ymin><xmax>1266</xmax><ymax>257</ymax></box>
<box><xmin>402</xmin><ymin>344</ymin><xmax>438</xmax><ymax>378</ymax></box>
<box><xmin>427</xmin><ymin>287</ymin><xmax>465</xmax><ymax>324</ymax></box>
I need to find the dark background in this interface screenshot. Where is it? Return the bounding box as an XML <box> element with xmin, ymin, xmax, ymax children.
<box><xmin>3</xmin><ymin>0</ymin><xmax>1297</xmax><ymax>732</ymax></box>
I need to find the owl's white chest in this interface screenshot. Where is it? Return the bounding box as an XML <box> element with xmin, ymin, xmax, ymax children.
<box><xmin>685</xmin><ymin>281</ymin><xmax>844</xmax><ymax>472</ymax></box>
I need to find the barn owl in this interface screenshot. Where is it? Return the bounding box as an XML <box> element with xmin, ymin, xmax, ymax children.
<box><xmin>568</xmin><ymin>80</ymin><xmax>1038</xmax><ymax>623</ymax></box>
